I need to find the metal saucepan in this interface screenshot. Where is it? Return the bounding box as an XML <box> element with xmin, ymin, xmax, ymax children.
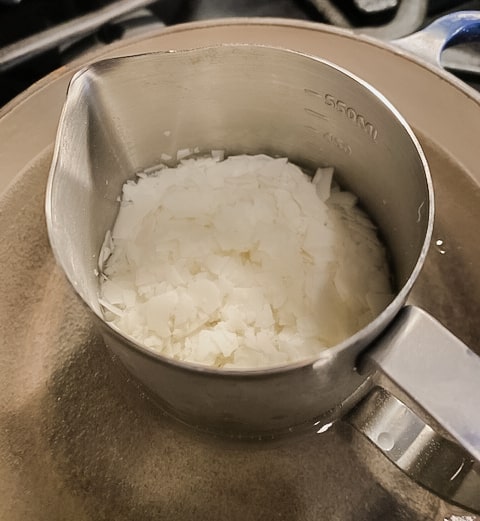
<box><xmin>0</xmin><ymin>10</ymin><xmax>479</xmax><ymax>520</ymax></box>
<box><xmin>46</xmin><ymin>36</ymin><xmax>480</xmax><ymax>459</ymax></box>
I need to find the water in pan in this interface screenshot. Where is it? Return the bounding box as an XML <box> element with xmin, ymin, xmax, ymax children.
<box><xmin>0</xmin><ymin>129</ymin><xmax>479</xmax><ymax>519</ymax></box>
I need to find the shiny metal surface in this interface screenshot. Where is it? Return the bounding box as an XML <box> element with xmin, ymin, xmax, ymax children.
<box><xmin>2</xmin><ymin>18</ymin><xmax>480</xmax><ymax>519</ymax></box>
<box><xmin>366</xmin><ymin>306</ymin><xmax>480</xmax><ymax>465</ymax></box>
<box><xmin>349</xmin><ymin>386</ymin><xmax>480</xmax><ymax>513</ymax></box>
<box><xmin>46</xmin><ymin>45</ymin><xmax>432</xmax><ymax>435</ymax></box>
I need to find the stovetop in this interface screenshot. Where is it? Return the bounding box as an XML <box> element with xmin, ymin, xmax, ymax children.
<box><xmin>0</xmin><ymin>0</ymin><xmax>479</xmax><ymax>107</ymax></box>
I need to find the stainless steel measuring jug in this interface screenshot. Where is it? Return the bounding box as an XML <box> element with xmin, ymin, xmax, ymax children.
<box><xmin>45</xmin><ymin>45</ymin><xmax>480</xmax><ymax>470</ymax></box>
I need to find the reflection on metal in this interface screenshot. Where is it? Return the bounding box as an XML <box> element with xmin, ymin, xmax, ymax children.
<box><xmin>348</xmin><ymin>387</ymin><xmax>480</xmax><ymax>514</ymax></box>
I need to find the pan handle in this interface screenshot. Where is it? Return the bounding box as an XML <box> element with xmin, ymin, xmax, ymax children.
<box><xmin>394</xmin><ymin>10</ymin><xmax>480</xmax><ymax>66</ymax></box>
<box><xmin>348</xmin><ymin>305</ymin><xmax>480</xmax><ymax>513</ymax></box>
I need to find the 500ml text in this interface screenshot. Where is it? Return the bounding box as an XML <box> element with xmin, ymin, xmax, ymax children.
<box><xmin>325</xmin><ymin>94</ymin><xmax>378</xmax><ymax>142</ymax></box>
<box><xmin>323</xmin><ymin>132</ymin><xmax>352</xmax><ymax>156</ymax></box>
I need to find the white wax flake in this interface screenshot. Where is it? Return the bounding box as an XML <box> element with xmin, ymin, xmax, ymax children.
<box><xmin>444</xmin><ymin>517</ymin><xmax>477</xmax><ymax>521</ymax></box>
<box><xmin>312</xmin><ymin>166</ymin><xmax>334</xmax><ymax>202</ymax></box>
<box><xmin>328</xmin><ymin>191</ymin><xmax>358</xmax><ymax>209</ymax></box>
<box><xmin>145</xmin><ymin>292</ymin><xmax>178</xmax><ymax>338</ymax></box>
<box><xmin>98</xmin><ymin>298</ymin><xmax>124</xmax><ymax>317</ymax></box>
<box><xmin>163</xmin><ymin>130</ymin><xmax>171</xmax><ymax>137</ymax></box>
<box><xmin>98</xmin><ymin>230</ymin><xmax>113</xmax><ymax>271</ymax></box>
<box><xmin>143</xmin><ymin>164</ymin><xmax>164</xmax><ymax>175</ymax></box>
<box><xmin>188</xmin><ymin>278</ymin><xmax>221</xmax><ymax>315</ymax></box>
<box><xmin>211</xmin><ymin>149</ymin><xmax>225</xmax><ymax>161</ymax></box>
<box><xmin>176</xmin><ymin>148</ymin><xmax>191</xmax><ymax>160</ymax></box>
<box><xmin>99</xmin><ymin>154</ymin><xmax>393</xmax><ymax>369</ymax></box>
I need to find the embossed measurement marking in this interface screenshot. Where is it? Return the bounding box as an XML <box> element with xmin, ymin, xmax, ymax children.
<box><xmin>304</xmin><ymin>88</ymin><xmax>322</xmax><ymax>97</ymax></box>
<box><xmin>323</xmin><ymin>132</ymin><xmax>352</xmax><ymax>156</ymax></box>
<box><xmin>324</xmin><ymin>94</ymin><xmax>378</xmax><ymax>142</ymax></box>
<box><xmin>304</xmin><ymin>107</ymin><xmax>328</xmax><ymax>120</ymax></box>
<box><xmin>304</xmin><ymin>125</ymin><xmax>321</xmax><ymax>134</ymax></box>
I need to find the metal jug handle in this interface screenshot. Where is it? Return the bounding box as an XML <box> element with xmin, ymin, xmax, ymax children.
<box><xmin>393</xmin><ymin>10</ymin><xmax>480</xmax><ymax>66</ymax></box>
<box><xmin>348</xmin><ymin>306</ymin><xmax>480</xmax><ymax>514</ymax></box>
<box><xmin>343</xmin><ymin>13</ymin><xmax>480</xmax><ymax>513</ymax></box>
